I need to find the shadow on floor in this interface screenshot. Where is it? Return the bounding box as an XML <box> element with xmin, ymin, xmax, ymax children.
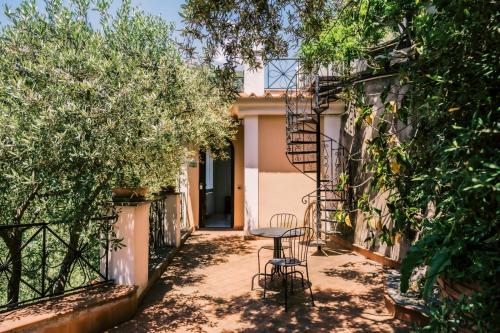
<box><xmin>110</xmin><ymin>232</ymin><xmax>409</xmax><ymax>333</ymax></box>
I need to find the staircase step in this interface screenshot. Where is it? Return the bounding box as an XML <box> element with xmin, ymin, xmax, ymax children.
<box><xmin>292</xmin><ymin>160</ymin><xmax>317</xmax><ymax>164</ymax></box>
<box><xmin>288</xmin><ymin>140</ymin><xmax>317</xmax><ymax>144</ymax></box>
<box><xmin>321</xmin><ymin>207</ymin><xmax>345</xmax><ymax>211</ymax></box>
<box><xmin>318</xmin><ymin>75</ymin><xmax>342</xmax><ymax>83</ymax></box>
<box><xmin>294</xmin><ymin>117</ymin><xmax>317</xmax><ymax>124</ymax></box>
<box><xmin>324</xmin><ymin>229</ymin><xmax>342</xmax><ymax>235</ymax></box>
<box><xmin>313</xmin><ymin>105</ymin><xmax>329</xmax><ymax>112</ymax></box>
<box><xmin>287</xmin><ymin>150</ymin><xmax>317</xmax><ymax>155</ymax></box>
<box><xmin>290</xmin><ymin>129</ymin><xmax>316</xmax><ymax>134</ymax></box>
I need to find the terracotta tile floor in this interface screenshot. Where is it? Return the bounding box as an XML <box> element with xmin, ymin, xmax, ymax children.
<box><xmin>110</xmin><ymin>231</ymin><xmax>409</xmax><ymax>333</ymax></box>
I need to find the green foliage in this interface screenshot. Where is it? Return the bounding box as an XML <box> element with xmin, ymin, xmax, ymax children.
<box><xmin>300</xmin><ymin>0</ymin><xmax>500</xmax><ymax>330</ymax></box>
<box><xmin>0</xmin><ymin>0</ymin><xmax>235</xmax><ymax>304</ymax></box>
<box><xmin>0</xmin><ymin>0</ymin><xmax>234</xmax><ymax>223</ymax></box>
<box><xmin>182</xmin><ymin>0</ymin><xmax>499</xmax><ymax>330</ymax></box>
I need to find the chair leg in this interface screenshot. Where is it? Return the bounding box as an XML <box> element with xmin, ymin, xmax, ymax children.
<box><xmin>251</xmin><ymin>273</ymin><xmax>258</xmax><ymax>290</ymax></box>
<box><xmin>306</xmin><ymin>264</ymin><xmax>315</xmax><ymax>306</ymax></box>
<box><xmin>296</xmin><ymin>269</ymin><xmax>305</xmax><ymax>289</ymax></box>
<box><xmin>308</xmin><ymin>282</ymin><xmax>315</xmax><ymax>306</ymax></box>
<box><xmin>290</xmin><ymin>267</ymin><xmax>294</xmax><ymax>294</ymax></box>
<box><xmin>257</xmin><ymin>247</ymin><xmax>262</xmax><ymax>275</ymax></box>
<box><xmin>283</xmin><ymin>266</ymin><xmax>288</xmax><ymax>312</ymax></box>
<box><xmin>305</xmin><ymin>263</ymin><xmax>311</xmax><ymax>284</ymax></box>
<box><xmin>263</xmin><ymin>262</ymin><xmax>270</xmax><ymax>299</ymax></box>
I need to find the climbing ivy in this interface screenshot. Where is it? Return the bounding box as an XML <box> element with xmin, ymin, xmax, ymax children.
<box><xmin>300</xmin><ymin>1</ymin><xmax>500</xmax><ymax>331</ymax></box>
<box><xmin>182</xmin><ymin>0</ymin><xmax>499</xmax><ymax>330</ymax></box>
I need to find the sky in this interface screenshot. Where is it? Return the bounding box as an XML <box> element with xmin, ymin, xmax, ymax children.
<box><xmin>0</xmin><ymin>0</ymin><xmax>231</xmax><ymax>63</ymax></box>
<box><xmin>0</xmin><ymin>0</ymin><xmax>186</xmax><ymax>30</ymax></box>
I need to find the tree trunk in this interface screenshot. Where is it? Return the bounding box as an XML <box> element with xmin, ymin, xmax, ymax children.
<box><xmin>52</xmin><ymin>221</ymin><xmax>83</xmax><ymax>294</ymax></box>
<box><xmin>0</xmin><ymin>229</ymin><xmax>23</xmax><ymax>305</ymax></box>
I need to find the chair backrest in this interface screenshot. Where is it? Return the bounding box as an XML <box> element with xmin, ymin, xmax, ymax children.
<box><xmin>269</xmin><ymin>213</ymin><xmax>298</xmax><ymax>229</ymax></box>
<box><xmin>281</xmin><ymin>227</ymin><xmax>313</xmax><ymax>263</ymax></box>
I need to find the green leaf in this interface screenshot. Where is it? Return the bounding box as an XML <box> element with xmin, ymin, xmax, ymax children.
<box><xmin>423</xmin><ymin>248</ymin><xmax>452</xmax><ymax>299</ymax></box>
<box><xmin>400</xmin><ymin>244</ymin><xmax>425</xmax><ymax>293</ymax></box>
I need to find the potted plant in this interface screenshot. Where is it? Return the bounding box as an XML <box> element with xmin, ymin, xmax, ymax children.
<box><xmin>112</xmin><ymin>166</ymin><xmax>149</xmax><ymax>201</ymax></box>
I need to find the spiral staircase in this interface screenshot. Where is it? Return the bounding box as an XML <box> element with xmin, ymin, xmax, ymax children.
<box><xmin>284</xmin><ymin>62</ymin><xmax>351</xmax><ymax>252</ymax></box>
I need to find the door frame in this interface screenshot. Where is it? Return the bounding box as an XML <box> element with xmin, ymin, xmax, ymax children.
<box><xmin>198</xmin><ymin>142</ymin><xmax>235</xmax><ymax>228</ymax></box>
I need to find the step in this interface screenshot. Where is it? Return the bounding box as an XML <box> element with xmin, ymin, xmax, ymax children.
<box><xmin>292</xmin><ymin>160</ymin><xmax>317</xmax><ymax>164</ymax></box>
<box><xmin>324</xmin><ymin>229</ymin><xmax>342</xmax><ymax>235</ymax></box>
<box><xmin>318</xmin><ymin>75</ymin><xmax>343</xmax><ymax>83</ymax></box>
<box><xmin>287</xmin><ymin>150</ymin><xmax>317</xmax><ymax>155</ymax></box>
<box><xmin>293</xmin><ymin>116</ymin><xmax>317</xmax><ymax>124</ymax></box>
<box><xmin>321</xmin><ymin>207</ymin><xmax>345</xmax><ymax>212</ymax></box>
<box><xmin>313</xmin><ymin>105</ymin><xmax>329</xmax><ymax>111</ymax></box>
<box><xmin>288</xmin><ymin>140</ymin><xmax>317</xmax><ymax>144</ymax></box>
<box><xmin>289</xmin><ymin>113</ymin><xmax>316</xmax><ymax>118</ymax></box>
<box><xmin>290</xmin><ymin>129</ymin><xmax>316</xmax><ymax>134</ymax></box>
<box><xmin>321</xmin><ymin>218</ymin><xmax>339</xmax><ymax>223</ymax></box>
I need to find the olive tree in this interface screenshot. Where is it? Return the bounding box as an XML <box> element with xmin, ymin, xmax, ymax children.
<box><xmin>0</xmin><ymin>0</ymin><xmax>235</xmax><ymax>304</ymax></box>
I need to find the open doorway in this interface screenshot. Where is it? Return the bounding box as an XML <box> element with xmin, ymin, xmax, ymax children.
<box><xmin>199</xmin><ymin>144</ymin><xmax>234</xmax><ymax>228</ymax></box>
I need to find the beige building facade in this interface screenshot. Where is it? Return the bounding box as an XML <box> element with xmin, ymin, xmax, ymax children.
<box><xmin>182</xmin><ymin>63</ymin><xmax>344</xmax><ymax>235</ymax></box>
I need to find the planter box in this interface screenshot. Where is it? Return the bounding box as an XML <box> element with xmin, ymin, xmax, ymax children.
<box><xmin>112</xmin><ymin>187</ymin><xmax>149</xmax><ymax>200</ymax></box>
<box><xmin>437</xmin><ymin>277</ymin><xmax>482</xmax><ymax>301</ymax></box>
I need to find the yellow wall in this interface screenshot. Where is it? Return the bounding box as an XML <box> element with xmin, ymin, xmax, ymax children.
<box><xmin>257</xmin><ymin>116</ymin><xmax>315</xmax><ymax>227</ymax></box>
<box><xmin>187</xmin><ymin>115</ymin><xmax>314</xmax><ymax>230</ymax></box>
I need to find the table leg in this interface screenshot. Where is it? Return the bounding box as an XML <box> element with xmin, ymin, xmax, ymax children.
<box><xmin>271</xmin><ymin>237</ymin><xmax>283</xmax><ymax>277</ymax></box>
<box><xmin>273</xmin><ymin>237</ymin><xmax>282</xmax><ymax>258</ymax></box>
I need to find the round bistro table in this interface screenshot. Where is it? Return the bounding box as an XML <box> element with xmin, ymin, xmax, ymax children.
<box><xmin>250</xmin><ymin>227</ymin><xmax>303</xmax><ymax>259</ymax></box>
<box><xmin>250</xmin><ymin>227</ymin><xmax>304</xmax><ymax>290</ymax></box>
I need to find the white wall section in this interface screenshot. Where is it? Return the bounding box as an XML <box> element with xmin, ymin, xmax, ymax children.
<box><xmin>244</xmin><ymin>116</ymin><xmax>259</xmax><ymax>235</ymax></box>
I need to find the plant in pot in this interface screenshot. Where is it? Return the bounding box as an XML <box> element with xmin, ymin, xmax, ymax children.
<box><xmin>112</xmin><ymin>164</ymin><xmax>149</xmax><ymax>201</ymax></box>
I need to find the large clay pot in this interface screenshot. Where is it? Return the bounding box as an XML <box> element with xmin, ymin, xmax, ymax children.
<box><xmin>437</xmin><ymin>277</ymin><xmax>482</xmax><ymax>333</ymax></box>
<box><xmin>437</xmin><ymin>277</ymin><xmax>482</xmax><ymax>300</ymax></box>
<box><xmin>112</xmin><ymin>187</ymin><xmax>149</xmax><ymax>200</ymax></box>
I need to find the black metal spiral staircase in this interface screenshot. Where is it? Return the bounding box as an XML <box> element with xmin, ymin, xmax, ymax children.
<box><xmin>284</xmin><ymin>62</ymin><xmax>351</xmax><ymax>253</ymax></box>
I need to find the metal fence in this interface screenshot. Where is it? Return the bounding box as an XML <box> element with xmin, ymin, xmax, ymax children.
<box><xmin>149</xmin><ymin>195</ymin><xmax>168</xmax><ymax>255</ymax></box>
<box><xmin>0</xmin><ymin>216</ymin><xmax>115</xmax><ymax>310</ymax></box>
<box><xmin>265</xmin><ymin>58</ymin><xmax>299</xmax><ymax>90</ymax></box>
<box><xmin>149</xmin><ymin>192</ymin><xmax>190</xmax><ymax>257</ymax></box>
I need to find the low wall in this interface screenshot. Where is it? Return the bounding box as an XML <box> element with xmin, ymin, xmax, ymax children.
<box><xmin>0</xmin><ymin>230</ymin><xmax>192</xmax><ymax>333</ymax></box>
<box><xmin>0</xmin><ymin>284</ymin><xmax>137</xmax><ymax>333</ymax></box>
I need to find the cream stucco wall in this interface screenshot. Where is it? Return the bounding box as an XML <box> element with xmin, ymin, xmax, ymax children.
<box><xmin>233</xmin><ymin>124</ymin><xmax>245</xmax><ymax>229</ymax></box>
<box><xmin>257</xmin><ymin>115</ymin><xmax>315</xmax><ymax>228</ymax></box>
<box><xmin>187</xmin><ymin>153</ymin><xmax>200</xmax><ymax>229</ymax></box>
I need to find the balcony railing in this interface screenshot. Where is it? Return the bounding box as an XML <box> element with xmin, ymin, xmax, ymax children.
<box><xmin>0</xmin><ymin>215</ymin><xmax>115</xmax><ymax>310</ymax></box>
<box><xmin>265</xmin><ymin>58</ymin><xmax>298</xmax><ymax>90</ymax></box>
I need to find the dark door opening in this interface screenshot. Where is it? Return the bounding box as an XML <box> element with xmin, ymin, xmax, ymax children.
<box><xmin>199</xmin><ymin>144</ymin><xmax>234</xmax><ymax>228</ymax></box>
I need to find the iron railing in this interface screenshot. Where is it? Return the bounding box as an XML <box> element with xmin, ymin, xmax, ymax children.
<box><xmin>235</xmin><ymin>74</ymin><xmax>244</xmax><ymax>93</ymax></box>
<box><xmin>265</xmin><ymin>58</ymin><xmax>299</xmax><ymax>90</ymax></box>
<box><xmin>149</xmin><ymin>195</ymin><xmax>168</xmax><ymax>255</ymax></box>
<box><xmin>0</xmin><ymin>216</ymin><xmax>115</xmax><ymax>310</ymax></box>
<box><xmin>284</xmin><ymin>59</ymin><xmax>352</xmax><ymax>248</ymax></box>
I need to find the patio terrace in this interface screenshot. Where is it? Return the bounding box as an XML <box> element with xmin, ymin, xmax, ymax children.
<box><xmin>109</xmin><ymin>231</ymin><xmax>409</xmax><ymax>333</ymax></box>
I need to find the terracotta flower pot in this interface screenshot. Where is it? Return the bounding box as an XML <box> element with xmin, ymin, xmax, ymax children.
<box><xmin>112</xmin><ymin>187</ymin><xmax>149</xmax><ymax>200</ymax></box>
<box><xmin>437</xmin><ymin>277</ymin><xmax>483</xmax><ymax>333</ymax></box>
<box><xmin>437</xmin><ymin>277</ymin><xmax>482</xmax><ymax>301</ymax></box>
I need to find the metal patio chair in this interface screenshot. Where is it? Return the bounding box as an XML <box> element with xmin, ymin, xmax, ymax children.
<box><xmin>257</xmin><ymin>213</ymin><xmax>298</xmax><ymax>275</ymax></box>
<box><xmin>263</xmin><ymin>227</ymin><xmax>315</xmax><ymax>311</ymax></box>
